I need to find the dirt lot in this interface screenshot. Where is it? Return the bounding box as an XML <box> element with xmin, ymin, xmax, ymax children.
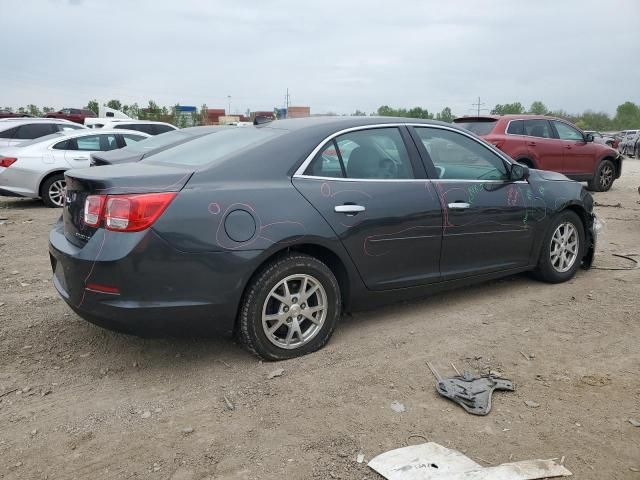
<box><xmin>1</xmin><ymin>160</ymin><xmax>639</xmax><ymax>480</ymax></box>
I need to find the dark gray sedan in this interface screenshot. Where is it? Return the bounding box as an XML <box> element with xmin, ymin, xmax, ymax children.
<box><xmin>49</xmin><ymin>117</ymin><xmax>597</xmax><ymax>360</ymax></box>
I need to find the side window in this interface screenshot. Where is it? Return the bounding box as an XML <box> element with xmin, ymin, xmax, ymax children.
<box><xmin>523</xmin><ymin>119</ymin><xmax>552</xmax><ymax>139</ymax></box>
<box><xmin>506</xmin><ymin>120</ymin><xmax>524</xmax><ymax>135</ymax></box>
<box><xmin>154</xmin><ymin>124</ymin><xmax>174</xmax><ymax>134</ymax></box>
<box><xmin>414</xmin><ymin>127</ymin><xmax>509</xmax><ymax>181</ymax></box>
<box><xmin>114</xmin><ymin>124</ymin><xmax>135</xmax><ymax>131</ymax></box>
<box><xmin>14</xmin><ymin>123</ymin><xmax>57</xmax><ymax>139</ymax></box>
<box><xmin>552</xmin><ymin>121</ymin><xmax>584</xmax><ymax>141</ymax></box>
<box><xmin>0</xmin><ymin>126</ymin><xmax>19</xmax><ymax>139</ymax></box>
<box><xmin>53</xmin><ymin>139</ymin><xmax>71</xmax><ymax>150</ymax></box>
<box><xmin>304</xmin><ymin>127</ymin><xmax>414</xmax><ymax>179</ymax></box>
<box><xmin>121</xmin><ymin>133</ymin><xmax>147</xmax><ymax>146</ymax></box>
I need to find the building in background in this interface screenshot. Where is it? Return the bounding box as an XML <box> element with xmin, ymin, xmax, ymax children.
<box><xmin>176</xmin><ymin>105</ymin><xmax>197</xmax><ymax>127</ymax></box>
<box><xmin>205</xmin><ymin>108</ymin><xmax>226</xmax><ymax>125</ymax></box>
<box><xmin>287</xmin><ymin>106</ymin><xmax>311</xmax><ymax>118</ymax></box>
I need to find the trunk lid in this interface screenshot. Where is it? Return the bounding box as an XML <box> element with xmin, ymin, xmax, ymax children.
<box><xmin>63</xmin><ymin>164</ymin><xmax>193</xmax><ymax>246</ymax></box>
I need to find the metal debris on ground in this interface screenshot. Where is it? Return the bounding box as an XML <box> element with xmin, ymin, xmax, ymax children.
<box><xmin>368</xmin><ymin>442</ymin><xmax>572</xmax><ymax>480</ymax></box>
<box><xmin>427</xmin><ymin>362</ymin><xmax>514</xmax><ymax>416</ymax></box>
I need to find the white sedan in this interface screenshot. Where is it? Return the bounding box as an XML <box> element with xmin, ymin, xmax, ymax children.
<box><xmin>0</xmin><ymin>129</ymin><xmax>150</xmax><ymax>207</ymax></box>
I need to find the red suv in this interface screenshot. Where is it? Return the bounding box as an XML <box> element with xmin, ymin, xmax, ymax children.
<box><xmin>44</xmin><ymin>108</ymin><xmax>96</xmax><ymax>125</ymax></box>
<box><xmin>453</xmin><ymin>115</ymin><xmax>622</xmax><ymax>191</ymax></box>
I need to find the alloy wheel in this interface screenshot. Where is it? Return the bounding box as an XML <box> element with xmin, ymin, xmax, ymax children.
<box><xmin>550</xmin><ymin>222</ymin><xmax>579</xmax><ymax>273</ymax></box>
<box><xmin>261</xmin><ymin>274</ymin><xmax>327</xmax><ymax>350</ymax></box>
<box><xmin>48</xmin><ymin>180</ymin><xmax>66</xmax><ymax>207</ymax></box>
<box><xmin>599</xmin><ymin>164</ymin><xmax>614</xmax><ymax>190</ymax></box>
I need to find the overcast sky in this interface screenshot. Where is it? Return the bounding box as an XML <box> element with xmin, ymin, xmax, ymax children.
<box><xmin>1</xmin><ymin>0</ymin><xmax>638</xmax><ymax>116</ymax></box>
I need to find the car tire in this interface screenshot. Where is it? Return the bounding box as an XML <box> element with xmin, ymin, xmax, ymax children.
<box><xmin>238</xmin><ymin>253</ymin><xmax>341</xmax><ymax>360</ymax></box>
<box><xmin>532</xmin><ymin>210</ymin><xmax>584</xmax><ymax>284</ymax></box>
<box><xmin>587</xmin><ymin>159</ymin><xmax>615</xmax><ymax>192</ymax></box>
<box><xmin>41</xmin><ymin>174</ymin><xmax>66</xmax><ymax>208</ymax></box>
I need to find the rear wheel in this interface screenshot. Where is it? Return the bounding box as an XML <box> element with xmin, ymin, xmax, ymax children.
<box><xmin>41</xmin><ymin>174</ymin><xmax>66</xmax><ymax>208</ymax></box>
<box><xmin>238</xmin><ymin>253</ymin><xmax>341</xmax><ymax>360</ymax></box>
<box><xmin>533</xmin><ymin>210</ymin><xmax>584</xmax><ymax>283</ymax></box>
<box><xmin>587</xmin><ymin>159</ymin><xmax>615</xmax><ymax>192</ymax></box>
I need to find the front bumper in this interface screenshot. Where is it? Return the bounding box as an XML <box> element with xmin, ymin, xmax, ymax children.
<box><xmin>48</xmin><ymin>221</ymin><xmax>258</xmax><ymax>337</ymax></box>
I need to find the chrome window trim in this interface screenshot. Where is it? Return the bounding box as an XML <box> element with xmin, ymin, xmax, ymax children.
<box><xmin>505</xmin><ymin>118</ymin><xmax>557</xmax><ymax>140</ymax></box>
<box><xmin>293</xmin><ymin>122</ymin><xmax>516</xmax><ymax>180</ymax></box>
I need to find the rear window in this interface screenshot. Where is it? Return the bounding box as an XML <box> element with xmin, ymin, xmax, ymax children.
<box><xmin>142</xmin><ymin>127</ymin><xmax>284</xmax><ymax>167</ymax></box>
<box><xmin>453</xmin><ymin>119</ymin><xmax>497</xmax><ymax>136</ymax></box>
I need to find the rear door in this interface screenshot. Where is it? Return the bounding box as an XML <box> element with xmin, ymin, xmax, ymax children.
<box><xmin>523</xmin><ymin>119</ymin><xmax>563</xmax><ymax>172</ymax></box>
<box><xmin>410</xmin><ymin>125</ymin><xmax>534</xmax><ymax>280</ymax></box>
<box><xmin>293</xmin><ymin>125</ymin><xmax>443</xmax><ymax>290</ymax></box>
<box><xmin>63</xmin><ymin>133</ymin><xmax>120</xmax><ymax>167</ymax></box>
<box><xmin>550</xmin><ymin>120</ymin><xmax>596</xmax><ymax>176</ymax></box>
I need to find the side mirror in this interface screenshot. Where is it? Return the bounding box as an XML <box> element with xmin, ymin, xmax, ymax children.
<box><xmin>510</xmin><ymin>163</ymin><xmax>529</xmax><ymax>181</ymax></box>
<box><xmin>585</xmin><ymin>133</ymin><xmax>594</xmax><ymax>142</ymax></box>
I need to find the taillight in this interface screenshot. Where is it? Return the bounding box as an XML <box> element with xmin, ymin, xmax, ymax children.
<box><xmin>0</xmin><ymin>157</ymin><xmax>17</xmax><ymax>168</ymax></box>
<box><xmin>84</xmin><ymin>195</ymin><xmax>106</xmax><ymax>226</ymax></box>
<box><xmin>488</xmin><ymin>139</ymin><xmax>505</xmax><ymax>149</ymax></box>
<box><xmin>82</xmin><ymin>192</ymin><xmax>176</xmax><ymax>232</ymax></box>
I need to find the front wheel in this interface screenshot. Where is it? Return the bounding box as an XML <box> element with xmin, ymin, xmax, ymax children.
<box><xmin>41</xmin><ymin>174</ymin><xmax>66</xmax><ymax>208</ymax></box>
<box><xmin>238</xmin><ymin>253</ymin><xmax>341</xmax><ymax>360</ymax></box>
<box><xmin>587</xmin><ymin>159</ymin><xmax>615</xmax><ymax>192</ymax></box>
<box><xmin>533</xmin><ymin>211</ymin><xmax>584</xmax><ymax>283</ymax></box>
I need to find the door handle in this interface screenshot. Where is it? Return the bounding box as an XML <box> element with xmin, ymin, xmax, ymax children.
<box><xmin>73</xmin><ymin>157</ymin><xmax>88</xmax><ymax>161</ymax></box>
<box><xmin>448</xmin><ymin>202</ymin><xmax>470</xmax><ymax>210</ymax></box>
<box><xmin>526</xmin><ymin>141</ymin><xmax>537</xmax><ymax>146</ymax></box>
<box><xmin>334</xmin><ymin>204</ymin><xmax>365</xmax><ymax>214</ymax></box>
<box><xmin>564</xmin><ymin>145</ymin><xmax>572</xmax><ymax>149</ymax></box>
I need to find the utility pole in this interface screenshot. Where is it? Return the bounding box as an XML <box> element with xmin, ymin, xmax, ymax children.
<box><xmin>471</xmin><ymin>96</ymin><xmax>487</xmax><ymax>117</ymax></box>
<box><xmin>285</xmin><ymin>88</ymin><xmax>290</xmax><ymax>109</ymax></box>
<box><xmin>227</xmin><ymin>95</ymin><xmax>231</xmax><ymax>115</ymax></box>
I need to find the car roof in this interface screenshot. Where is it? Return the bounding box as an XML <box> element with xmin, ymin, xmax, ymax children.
<box><xmin>103</xmin><ymin>120</ymin><xmax>175</xmax><ymax>126</ymax></box>
<box><xmin>258</xmin><ymin>116</ymin><xmax>450</xmax><ymax>132</ymax></box>
<box><xmin>0</xmin><ymin>117</ymin><xmax>76</xmax><ymax>124</ymax></box>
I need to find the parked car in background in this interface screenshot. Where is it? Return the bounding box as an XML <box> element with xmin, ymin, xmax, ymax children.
<box><xmin>453</xmin><ymin>115</ymin><xmax>622</xmax><ymax>191</ymax></box>
<box><xmin>49</xmin><ymin>117</ymin><xmax>597</xmax><ymax>359</ymax></box>
<box><xmin>0</xmin><ymin>129</ymin><xmax>150</xmax><ymax>207</ymax></box>
<box><xmin>626</xmin><ymin>131</ymin><xmax>640</xmax><ymax>158</ymax></box>
<box><xmin>0</xmin><ymin>109</ymin><xmax>31</xmax><ymax>118</ymax></box>
<box><xmin>0</xmin><ymin>119</ymin><xmax>86</xmax><ymax>147</ymax></box>
<box><xmin>90</xmin><ymin>125</ymin><xmax>228</xmax><ymax>166</ymax></box>
<box><xmin>618</xmin><ymin>130</ymin><xmax>639</xmax><ymax>156</ymax></box>
<box><xmin>584</xmin><ymin>130</ymin><xmax>618</xmax><ymax>149</ymax></box>
<box><xmin>45</xmin><ymin>108</ymin><xmax>97</xmax><ymax>124</ymax></box>
<box><xmin>91</xmin><ymin>119</ymin><xmax>177</xmax><ymax>135</ymax></box>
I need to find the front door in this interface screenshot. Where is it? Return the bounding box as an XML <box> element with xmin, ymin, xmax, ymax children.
<box><xmin>410</xmin><ymin>126</ymin><xmax>535</xmax><ymax>280</ymax></box>
<box><xmin>63</xmin><ymin>133</ymin><xmax>120</xmax><ymax>168</ymax></box>
<box><xmin>293</xmin><ymin>126</ymin><xmax>443</xmax><ymax>290</ymax></box>
<box><xmin>551</xmin><ymin>120</ymin><xmax>597</xmax><ymax>176</ymax></box>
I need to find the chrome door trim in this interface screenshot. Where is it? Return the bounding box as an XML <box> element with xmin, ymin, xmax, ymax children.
<box><xmin>292</xmin><ymin>122</ymin><xmax>517</xmax><ymax>179</ymax></box>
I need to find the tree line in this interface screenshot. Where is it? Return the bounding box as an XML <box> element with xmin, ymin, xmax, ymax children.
<box><xmin>373</xmin><ymin>101</ymin><xmax>640</xmax><ymax>131</ymax></box>
<box><xmin>4</xmin><ymin>99</ymin><xmax>640</xmax><ymax>131</ymax></box>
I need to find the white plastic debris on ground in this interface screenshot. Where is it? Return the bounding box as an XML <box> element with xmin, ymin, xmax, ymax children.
<box><xmin>368</xmin><ymin>442</ymin><xmax>572</xmax><ymax>480</ymax></box>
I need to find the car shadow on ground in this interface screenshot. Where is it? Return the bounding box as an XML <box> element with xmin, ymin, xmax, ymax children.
<box><xmin>57</xmin><ymin>272</ymin><xmax>539</xmax><ymax>372</ymax></box>
<box><xmin>0</xmin><ymin>197</ymin><xmax>46</xmax><ymax>209</ymax></box>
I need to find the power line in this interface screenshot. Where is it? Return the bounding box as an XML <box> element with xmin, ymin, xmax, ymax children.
<box><xmin>471</xmin><ymin>96</ymin><xmax>489</xmax><ymax>116</ymax></box>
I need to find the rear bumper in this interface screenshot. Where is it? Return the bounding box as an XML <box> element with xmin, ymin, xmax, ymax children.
<box><xmin>48</xmin><ymin>221</ymin><xmax>260</xmax><ymax>337</ymax></box>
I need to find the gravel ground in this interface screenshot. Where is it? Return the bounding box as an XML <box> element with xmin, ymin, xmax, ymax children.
<box><xmin>0</xmin><ymin>159</ymin><xmax>639</xmax><ymax>480</ymax></box>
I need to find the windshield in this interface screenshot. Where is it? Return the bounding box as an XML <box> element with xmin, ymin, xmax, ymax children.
<box><xmin>453</xmin><ymin>119</ymin><xmax>497</xmax><ymax>136</ymax></box>
<box><xmin>142</xmin><ymin>127</ymin><xmax>285</xmax><ymax>167</ymax></box>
